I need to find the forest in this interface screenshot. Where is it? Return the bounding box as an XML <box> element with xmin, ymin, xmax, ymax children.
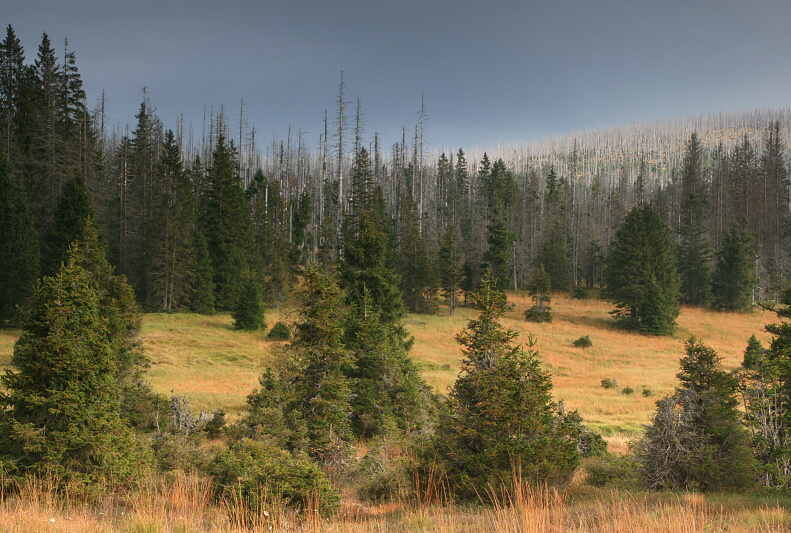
<box><xmin>2</xmin><ymin>24</ymin><xmax>791</xmax><ymax>531</ymax></box>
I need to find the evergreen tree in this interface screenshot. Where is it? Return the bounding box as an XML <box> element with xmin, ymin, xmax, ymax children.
<box><xmin>439</xmin><ymin>270</ymin><xmax>579</xmax><ymax>499</ymax></box>
<box><xmin>0</xmin><ymin>257</ymin><xmax>141</xmax><ymax>484</ymax></box>
<box><xmin>678</xmin><ymin>133</ymin><xmax>713</xmax><ymax>306</ymax></box>
<box><xmin>604</xmin><ymin>203</ymin><xmax>680</xmax><ymax>334</ymax></box>
<box><xmin>525</xmin><ymin>264</ymin><xmax>552</xmax><ymax>323</ymax></box>
<box><xmin>232</xmin><ymin>272</ymin><xmax>265</xmax><ymax>331</ymax></box>
<box><xmin>536</xmin><ymin>222</ymin><xmax>570</xmax><ymax>291</ymax></box>
<box><xmin>0</xmin><ymin>159</ymin><xmax>39</xmax><ymax>324</ymax></box>
<box><xmin>712</xmin><ymin>219</ymin><xmax>757</xmax><ymax>312</ymax></box>
<box><xmin>338</xmin><ymin>148</ymin><xmax>434</xmax><ymax>437</ymax></box>
<box><xmin>438</xmin><ymin>225</ymin><xmax>463</xmax><ymax>316</ymax></box>
<box><xmin>0</xmin><ymin>25</ymin><xmax>26</xmax><ymax>161</ymax></box>
<box><xmin>187</xmin><ymin>228</ymin><xmax>215</xmax><ymax>314</ymax></box>
<box><xmin>636</xmin><ymin>338</ymin><xmax>755</xmax><ymax>491</ymax></box>
<box><xmin>398</xmin><ymin>188</ymin><xmax>436</xmax><ymax>314</ymax></box>
<box><xmin>281</xmin><ymin>265</ymin><xmax>353</xmax><ymax>462</ymax></box>
<box><xmin>200</xmin><ymin>134</ymin><xmax>255</xmax><ymax>310</ymax></box>
<box><xmin>737</xmin><ymin>290</ymin><xmax>791</xmax><ymax>489</ymax></box>
<box><xmin>147</xmin><ymin>129</ymin><xmax>196</xmax><ymax>311</ymax></box>
<box><xmin>483</xmin><ymin>215</ymin><xmax>512</xmax><ymax>291</ymax></box>
<box><xmin>40</xmin><ymin>172</ymin><xmax>92</xmax><ymax>276</ymax></box>
<box><xmin>66</xmin><ymin>218</ymin><xmax>146</xmax><ymax>383</ymax></box>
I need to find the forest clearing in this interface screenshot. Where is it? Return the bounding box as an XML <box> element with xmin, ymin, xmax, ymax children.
<box><xmin>0</xmin><ymin>292</ymin><xmax>786</xmax><ymax>532</ymax></box>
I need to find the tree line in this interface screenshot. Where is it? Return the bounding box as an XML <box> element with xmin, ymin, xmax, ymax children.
<box><xmin>2</xmin><ymin>27</ymin><xmax>788</xmax><ymax>328</ymax></box>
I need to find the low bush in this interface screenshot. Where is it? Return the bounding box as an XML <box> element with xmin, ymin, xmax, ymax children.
<box><xmin>208</xmin><ymin>439</ymin><xmax>339</xmax><ymax>515</ymax></box>
<box><xmin>601</xmin><ymin>378</ymin><xmax>618</xmax><ymax>389</ymax></box>
<box><xmin>524</xmin><ymin>306</ymin><xmax>552</xmax><ymax>323</ymax></box>
<box><xmin>621</xmin><ymin>387</ymin><xmax>634</xmax><ymax>395</ymax></box>
<box><xmin>573</xmin><ymin>335</ymin><xmax>592</xmax><ymax>348</ymax></box>
<box><xmin>584</xmin><ymin>453</ymin><xmax>640</xmax><ymax>488</ymax></box>
<box><xmin>572</xmin><ymin>286</ymin><xmax>590</xmax><ymax>299</ymax></box>
<box><xmin>267</xmin><ymin>321</ymin><xmax>291</xmax><ymax>341</ymax></box>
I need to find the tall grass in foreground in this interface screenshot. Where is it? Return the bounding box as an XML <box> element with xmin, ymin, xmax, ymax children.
<box><xmin>0</xmin><ymin>471</ymin><xmax>787</xmax><ymax>532</ymax></box>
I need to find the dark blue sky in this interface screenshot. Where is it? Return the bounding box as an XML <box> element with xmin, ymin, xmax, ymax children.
<box><xmin>6</xmin><ymin>0</ymin><xmax>791</xmax><ymax>150</ymax></box>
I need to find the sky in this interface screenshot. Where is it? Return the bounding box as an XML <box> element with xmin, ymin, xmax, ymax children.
<box><xmin>5</xmin><ymin>0</ymin><xmax>791</xmax><ymax>151</ymax></box>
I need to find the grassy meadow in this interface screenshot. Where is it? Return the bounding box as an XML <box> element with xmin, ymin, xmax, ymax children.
<box><xmin>0</xmin><ymin>292</ymin><xmax>786</xmax><ymax>532</ymax></box>
<box><xmin>0</xmin><ymin>290</ymin><xmax>775</xmax><ymax>440</ymax></box>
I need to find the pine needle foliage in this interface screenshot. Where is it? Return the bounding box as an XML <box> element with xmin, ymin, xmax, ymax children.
<box><xmin>439</xmin><ymin>270</ymin><xmax>579</xmax><ymax>500</ymax></box>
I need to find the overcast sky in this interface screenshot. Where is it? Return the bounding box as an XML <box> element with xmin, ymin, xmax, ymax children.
<box><xmin>6</xmin><ymin>0</ymin><xmax>791</xmax><ymax>151</ymax></box>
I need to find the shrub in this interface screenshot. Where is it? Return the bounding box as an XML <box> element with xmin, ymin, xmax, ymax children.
<box><xmin>267</xmin><ymin>321</ymin><xmax>291</xmax><ymax>341</ymax></box>
<box><xmin>585</xmin><ymin>453</ymin><xmax>641</xmax><ymax>488</ymax></box>
<box><xmin>601</xmin><ymin>378</ymin><xmax>618</xmax><ymax>389</ymax></box>
<box><xmin>208</xmin><ymin>439</ymin><xmax>339</xmax><ymax>515</ymax></box>
<box><xmin>524</xmin><ymin>306</ymin><xmax>552</xmax><ymax>323</ymax></box>
<box><xmin>573</xmin><ymin>335</ymin><xmax>592</xmax><ymax>348</ymax></box>
<box><xmin>572</xmin><ymin>285</ymin><xmax>590</xmax><ymax>299</ymax></box>
<box><xmin>641</xmin><ymin>387</ymin><xmax>654</xmax><ymax>397</ymax></box>
<box><xmin>621</xmin><ymin>387</ymin><xmax>634</xmax><ymax>395</ymax></box>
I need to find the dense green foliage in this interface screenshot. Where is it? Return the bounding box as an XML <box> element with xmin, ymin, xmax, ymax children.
<box><xmin>0</xmin><ymin>257</ymin><xmax>144</xmax><ymax>485</ymax></box>
<box><xmin>636</xmin><ymin>338</ymin><xmax>755</xmax><ymax>491</ymax></box>
<box><xmin>711</xmin><ymin>220</ymin><xmax>757</xmax><ymax>311</ymax></box>
<box><xmin>437</xmin><ymin>271</ymin><xmax>579</xmax><ymax>499</ymax></box>
<box><xmin>208</xmin><ymin>438</ymin><xmax>339</xmax><ymax>515</ymax></box>
<box><xmin>604</xmin><ymin>204</ymin><xmax>681</xmax><ymax>335</ymax></box>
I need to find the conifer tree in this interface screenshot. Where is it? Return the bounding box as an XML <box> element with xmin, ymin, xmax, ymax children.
<box><xmin>711</xmin><ymin>219</ymin><xmax>757</xmax><ymax>312</ymax></box>
<box><xmin>398</xmin><ymin>188</ymin><xmax>436</xmax><ymax>313</ymax></box>
<box><xmin>438</xmin><ymin>225</ymin><xmax>463</xmax><ymax>315</ymax></box>
<box><xmin>636</xmin><ymin>338</ymin><xmax>755</xmax><ymax>491</ymax></box>
<box><xmin>282</xmin><ymin>265</ymin><xmax>353</xmax><ymax>461</ymax></box>
<box><xmin>147</xmin><ymin>129</ymin><xmax>196</xmax><ymax>311</ymax></box>
<box><xmin>439</xmin><ymin>270</ymin><xmax>579</xmax><ymax>499</ymax></box>
<box><xmin>232</xmin><ymin>272</ymin><xmax>265</xmax><ymax>331</ymax></box>
<box><xmin>40</xmin><ymin>172</ymin><xmax>92</xmax><ymax>276</ymax></box>
<box><xmin>0</xmin><ymin>257</ymin><xmax>140</xmax><ymax>484</ymax></box>
<box><xmin>604</xmin><ymin>203</ymin><xmax>680</xmax><ymax>334</ymax></box>
<box><xmin>525</xmin><ymin>264</ymin><xmax>552</xmax><ymax>323</ymax></box>
<box><xmin>0</xmin><ymin>159</ymin><xmax>39</xmax><ymax>324</ymax></box>
<box><xmin>678</xmin><ymin>133</ymin><xmax>713</xmax><ymax>306</ymax></box>
<box><xmin>737</xmin><ymin>289</ymin><xmax>791</xmax><ymax>489</ymax></box>
<box><xmin>338</xmin><ymin>148</ymin><xmax>433</xmax><ymax>437</ymax></box>
<box><xmin>200</xmin><ymin>134</ymin><xmax>255</xmax><ymax>310</ymax></box>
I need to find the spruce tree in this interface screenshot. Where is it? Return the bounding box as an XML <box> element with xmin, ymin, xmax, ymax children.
<box><xmin>737</xmin><ymin>289</ymin><xmax>791</xmax><ymax>489</ymax></box>
<box><xmin>525</xmin><ymin>264</ymin><xmax>552</xmax><ymax>323</ymax></box>
<box><xmin>283</xmin><ymin>265</ymin><xmax>353</xmax><ymax>461</ymax></box>
<box><xmin>339</xmin><ymin>148</ymin><xmax>433</xmax><ymax>437</ymax></box>
<box><xmin>440</xmin><ymin>270</ymin><xmax>579</xmax><ymax>499</ymax></box>
<box><xmin>200</xmin><ymin>134</ymin><xmax>255</xmax><ymax>310</ymax></box>
<box><xmin>0</xmin><ymin>257</ymin><xmax>140</xmax><ymax>484</ymax></box>
<box><xmin>636</xmin><ymin>338</ymin><xmax>755</xmax><ymax>491</ymax></box>
<box><xmin>677</xmin><ymin>133</ymin><xmax>713</xmax><ymax>306</ymax></box>
<box><xmin>147</xmin><ymin>129</ymin><xmax>196</xmax><ymax>311</ymax></box>
<box><xmin>438</xmin><ymin>225</ymin><xmax>463</xmax><ymax>315</ymax></box>
<box><xmin>232</xmin><ymin>272</ymin><xmax>265</xmax><ymax>331</ymax></box>
<box><xmin>0</xmin><ymin>159</ymin><xmax>39</xmax><ymax>324</ymax></box>
<box><xmin>712</xmin><ymin>219</ymin><xmax>757</xmax><ymax>312</ymax></box>
<box><xmin>40</xmin><ymin>172</ymin><xmax>93</xmax><ymax>276</ymax></box>
<box><xmin>398</xmin><ymin>187</ymin><xmax>436</xmax><ymax>313</ymax></box>
<box><xmin>604</xmin><ymin>203</ymin><xmax>680</xmax><ymax>334</ymax></box>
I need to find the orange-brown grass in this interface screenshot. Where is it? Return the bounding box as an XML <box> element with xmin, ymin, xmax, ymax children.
<box><xmin>410</xmin><ymin>292</ymin><xmax>772</xmax><ymax>439</ymax></box>
<box><xmin>0</xmin><ymin>472</ymin><xmax>787</xmax><ymax>532</ymax></box>
<box><xmin>0</xmin><ymin>294</ymin><xmax>775</xmax><ymax>435</ymax></box>
<box><xmin>140</xmin><ymin>311</ymin><xmax>290</xmax><ymax>415</ymax></box>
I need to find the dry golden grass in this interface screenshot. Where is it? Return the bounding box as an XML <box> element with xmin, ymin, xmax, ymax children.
<box><xmin>0</xmin><ymin>292</ymin><xmax>774</xmax><ymax>435</ymax></box>
<box><xmin>0</xmin><ymin>472</ymin><xmax>787</xmax><ymax>532</ymax></box>
<box><xmin>410</xmin><ymin>292</ymin><xmax>772</xmax><ymax>438</ymax></box>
